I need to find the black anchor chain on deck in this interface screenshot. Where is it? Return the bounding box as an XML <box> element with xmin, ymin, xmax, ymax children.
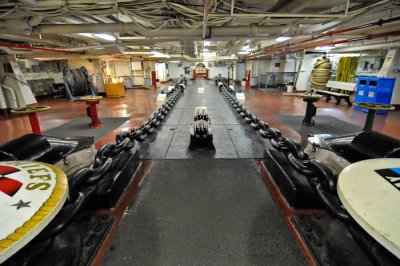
<box><xmin>32</xmin><ymin>83</ymin><xmax>185</xmax><ymax>243</ymax></box>
<box><xmin>219</xmin><ymin>84</ymin><xmax>352</xmax><ymax>223</ymax></box>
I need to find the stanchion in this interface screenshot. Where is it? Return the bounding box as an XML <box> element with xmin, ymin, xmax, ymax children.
<box><xmin>81</xmin><ymin>96</ymin><xmax>103</xmax><ymax>128</ymax></box>
<box><xmin>11</xmin><ymin>106</ymin><xmax>51</xmax><ymax>134</ymax></box>
<box><xmin>354</xmin><ymin>102</ymin><xmax>395</xmax><ymax>131</ymax></box>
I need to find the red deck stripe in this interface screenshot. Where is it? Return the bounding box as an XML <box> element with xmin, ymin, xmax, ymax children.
<box><xmin>254</xmin><ymin>159</ymin><xmax>323</xmax><ymax>266</ymax></box>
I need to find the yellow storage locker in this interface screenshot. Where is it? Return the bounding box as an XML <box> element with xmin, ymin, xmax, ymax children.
<box><xmin>105</xmin><ymin>82</ymin><xmax>125</xmax><ymax>98</ymax></box>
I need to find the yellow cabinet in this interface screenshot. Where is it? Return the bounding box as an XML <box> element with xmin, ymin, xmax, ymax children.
<box><xmin>105</xmin><ymin>82</ymin><xmax>125</xmax><ymax>98</ymax></box>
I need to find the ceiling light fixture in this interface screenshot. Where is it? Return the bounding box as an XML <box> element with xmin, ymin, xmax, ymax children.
<box><xmin>316</xmin><ymin>46</ymin><xmax>335</xmax><ymax>50</ymax></box>
<box><xmin>275</xmin><ymin>36</ymin><xmax>291</xmax><ymax>42</ymax></box>
<box><xmin>124</xmin><ymin>51</ymin><xmax>154</xmax><ymax>54</ymax></box>
<box><xmin>94</xmin><ymin>33</ymin><xmax>116</xmax><ymax>41</ymax></box>
<box><xmin>151</xmin><ymin>51</ymin><xmax>170</xmax><ymax>58</ymax></box>
<box><xmin>238</xmin><ymin>51</ymin><xmax>250</xmax><ymax>55</ymax></box>
<box><xmin>117</xmin><ymin>35</ymin><xmax>146</xmax><ymax>40</ymax></box>
<box><xmin>78</xmin><ymin>33</ymin><xmax>93</xmax><ymax>38</ymax></box>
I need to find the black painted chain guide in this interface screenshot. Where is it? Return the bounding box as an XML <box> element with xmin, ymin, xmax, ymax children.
<box><xmin>5</xmin><ymin>81</ymin><xmax>186</xmax><ymax>266</ymax></box>
<box><xmin>218</xmin><ymin>81</ymin><xmax>399</xmax><ymax>265</ymax></box>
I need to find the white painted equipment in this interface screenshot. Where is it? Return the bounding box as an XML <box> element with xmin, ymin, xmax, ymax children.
<box><xmin>337</xmin><ymin>159</ymin><xmax>400</xmax><ymax>258</ymax></box>
<box><xmin>195</xmin><ymin>106</ymin><xmax>207</xmax><ymax>116</ymax></box>
<box><xmin>0</xmin><ymin>55</ymin><xmax>37</xmax><ymax>109</ymax></box>
<box><xmin>189</xmin><ymin>106</ymin><xmax>214</xmax><ymax>150</ymax></box>
<box><xmin>236</xmin><ymin>92</ymin><xmax>245</xmax><ymax>101</ymax></box>
<box><xmin>54</xmin><ymin>145</ymin><xmax>96</xmax><ymax>176</ymax></box>
<box><xmin>198</xmin><ymin>87</ymin><xmax>204</xmax><ymax>94</ymax></box>
<box><xmin>305</xmin><ymin>142</ymin><xmax>350</xmax><ymax>176</ymax></box>
<box><xmin>157</xmin><ymin>93</ymin><xmax>167</xmax><ymax>102</ymax></box>
<box><xmin>286</xmin><ymin>83</ymin><xmax>294</xmax><ymax>93</ymax></box>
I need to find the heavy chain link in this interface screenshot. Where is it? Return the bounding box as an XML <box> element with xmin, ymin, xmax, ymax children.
<box><xmin>220</xmin><ymin>85</ymin><xmax>353</xmax><ymax>223</ymax></box>
<box><xmin>38</xmin><ymin>83</ymin><xmax>185</xmax><ymax>240</ymax></box>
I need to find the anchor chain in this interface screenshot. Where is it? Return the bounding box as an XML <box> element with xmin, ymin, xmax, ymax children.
<box><xmin>220</xmin><ymin>86</ymin><xmax>352</xmax><ymax>223</ymax></box>
<box><xmin>37</xmin><ymin>83</ymin><xmax>185</xmax><ymax>241</ymax></box>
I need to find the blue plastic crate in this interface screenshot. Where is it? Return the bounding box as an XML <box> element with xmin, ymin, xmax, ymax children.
<box><xmin>354</xmin><ymin>76</ymin><xmax>396</xmax><ymax>115</ymax></box>
<box><xmin>355</xmin><ymin>77</ymin><xmax>369</xmax><ymax>102</ymax></box>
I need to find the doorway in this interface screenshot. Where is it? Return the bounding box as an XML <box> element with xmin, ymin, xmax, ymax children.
<box><xmin>195</xmin><ymin>63</ymin><xmax>207</xmax><ymax>79</ymax></box>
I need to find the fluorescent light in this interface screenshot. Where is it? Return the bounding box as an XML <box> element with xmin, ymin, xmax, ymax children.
<box><xmin>238</xmin><ymin>51</ymin><xmax>250</xmax><ymax>55</ymax></box>
<box><xmin>169</xmin><ymin>60</ymin><xmax>181</xmax><ymax>63</ymax></box>
<box><xmin>329</xmin><ymin>53</ymin><xmax>361</xmax><ymax>58</ymax></box>
<box><xmin>276</xmin><ymin>36</ymin><xmax>291</xmax><ymax>42</ymax></box>
<box><xmin>124</xmin><ymin>51</ymin><xmax>154</xmax><ymax>54</ymax></box>
<box><xmin>316</xmin><ymin>46</ymin><xmax>335</xmax><ymax>50</ymax></box>
<box><xmin>242</xmin><ymin>45</ymin><xmax>249</xmax><ymax>51</ymax></box>
<box><xmin>78</xmin><ymin>33</ymin><xmax>93</xmax><ymax>38</ymax></box>
<box><xmin>151</xmin><ymin>51</ymin><xmax>170</xmax><ymax>58</ymax></box>
<box><xmin>117</xmin><ymin>35</ymin><xmax>145</xmax><ymax>40</ymax></box>
<box><xmin>94</xmin><ymin>33</ymin><xmax>116</xmax><ymax>41</ymax></box>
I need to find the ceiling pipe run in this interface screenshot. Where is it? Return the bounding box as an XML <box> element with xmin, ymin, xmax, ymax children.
<box><xmin>331</xmin><ymin>41</ymin><xmax>400</xmax><ymax>52</ymax></box>
<box><xmin>249</xmin><ymin>15</ymin><xmax>400</xmax><ymax>58</ymax></box>
<box><xmin>248</xmin><ymin>30</ymin><xmax>400</xmax><ymax>60</ymax></box>
<box><xmin>202</xmin><ymin>0</ymin><xmax>211</xmax><ymax>39</ymax></box>
<box><xmin>0</xmin><ymin>46</ymin><xmax>32</xmax><ymax>55</ymax></box>
<box><xmin>0</xmin><ymin>34</ymin><xmax>67</xmax><ymax>47</ymax></box>
<box><xmin>0</xmin><ymin>23</ymin><xmax>285</xmax><ymax>38</ymax></box>
<box><xmin>276</xmin><ymin>0</ymin><xmax>348</xmax><ymax>13</ymax></box>
<box><xmin>0</xmin><ymin>43</ymin><xmax>82</xmax><ymax>54</ymax></box>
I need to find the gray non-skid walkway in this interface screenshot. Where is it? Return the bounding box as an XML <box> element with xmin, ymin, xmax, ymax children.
<box><xmin>103</xmin><ymin>159</ymin><xmax>306</xmax><ymax>265</ymax></box>
<box><xmin>135</xmin><ymin>80</ymin><xmax>270</xmax><ymax>159</ymax></box>
<box><xmin>102</xmin><ymin>80</ymin><xmax>306</xmax><ymax>265</ymax></box>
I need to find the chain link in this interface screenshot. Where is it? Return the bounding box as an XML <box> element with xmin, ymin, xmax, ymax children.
<box><xmin>38</xmin><ymin>82</ymin><xmax>184</xmax><ymax>241</ymax></box>
<box><xmin>220</xmin><ymin>86</ymin><xmax>352</xmax><ymax>223</ymax></box>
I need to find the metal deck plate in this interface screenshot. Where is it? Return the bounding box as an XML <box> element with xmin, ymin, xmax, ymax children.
<box><xmin>136</xmin><ymin>80</ymin><xmax>265</xmax><ymax>159</ymax></box>
<box><xmin>103</xmin><ymin>159</ymin><xmax>306</xmax><ymax>265</ymax></box>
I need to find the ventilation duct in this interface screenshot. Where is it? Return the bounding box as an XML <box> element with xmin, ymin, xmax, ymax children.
<box><xmin>0</xmin><ymin>23</ymin><xmax>286</xmax><ymax>38</ymax></box>
<box><xmin>277</xmin><ymin>0</ymin><xmax>348</xmax><ymax>13</ymax></box>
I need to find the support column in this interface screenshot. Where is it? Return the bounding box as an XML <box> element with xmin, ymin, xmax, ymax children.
<box><xmin>28</xmin><ymin>113</ymin><xmax>41</xmax><ymax>134</ymax></box>
<box><xmin>245</xmin><ymin>70</ymin><xmax>251</xmax><ymax>87</ymax></box>
<box><xmin>93</xmin><ymin>59</ymin><xmax>105</xmax><ymax>93</ymax></box>
<box><xmin>151</xmin><ymin>71</ymin><xmax>157</xmax><ymax>89</ymax></box>
<box><xmin>363</xmin><ymin>109</ymin><xmax>376</xmax><ymax>131</ymax></box>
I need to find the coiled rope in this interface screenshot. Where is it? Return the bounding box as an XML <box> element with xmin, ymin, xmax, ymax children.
<box><xmin>310</xmin><ymin>57</ymin><xmax>332</xmax><ymax>90</ymax></box>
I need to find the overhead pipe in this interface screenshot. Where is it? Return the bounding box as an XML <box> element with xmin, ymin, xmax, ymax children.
<box><xmin>0</xmin><ymin>34</ymin><xmax>67</xmax><ymax>47</ymax></box>
<box><xmin>202</xmin><ymin>0</ymin><xmax>211</xmax><ymax>39</ymax></box>
<box><xmin>331</xmin><ymin>41</ymin><xmax>400</xmax><ymax>52</ymax></box>
<box><xmin>0</xmin><ymin>23</ymin><xmax>285</xmax><ymax>38</ymax></box>
<box><xmin>26</xmin><ymin>36</ymin><xmax>281</xmax><ymax>54</ymax></box>
<box><xmin>248</xmin><ymin>30</ymin><xmax>400</xmax><ymax>60</ymax></box>
<box><xmin>250</xmin><ymin>15</ymin><xmax>400</xmax><ymax>58</ymax></box>
<box><xmin>276</xmin><ymin>0</ymin><xmax>348</xmax><ymax>13</ymax></box>
<box><xmin>0</xmin><ymin>43</ymin><xmax>82</xmax><ymax>54</ymax></box>
<box><xmin>0</xmin><ymin>46</ymin><xmax>32</xmax><ymax>55</ymax></box>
